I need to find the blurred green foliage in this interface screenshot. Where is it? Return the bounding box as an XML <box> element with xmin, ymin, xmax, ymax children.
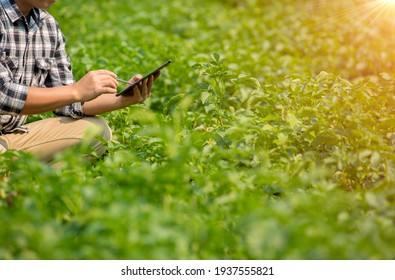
<box><xmin>1</xmin><ymin>0</ymin><xmax>395</xmax><ymax>259</ymax></box>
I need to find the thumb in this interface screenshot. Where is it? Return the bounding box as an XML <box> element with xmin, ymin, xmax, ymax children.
<box><xmin>130</xmin><ymin>74</ymin><xmax>142</xmax><ymax>83</ymax></box>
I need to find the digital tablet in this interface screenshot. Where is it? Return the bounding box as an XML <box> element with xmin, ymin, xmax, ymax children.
<box><xmin>116</xmin><ymin>60</ymin><xmax>173</xmax><ymax>96</ymax></box>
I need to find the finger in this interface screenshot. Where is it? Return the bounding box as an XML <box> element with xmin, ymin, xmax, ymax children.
<box><xmin>102</xmin><ymin>87</ymin><xmax>118</xmax><ymax>94</ymax></box>
<box><xmin>136</xmin><ymin>82</ymin><xmax>145</xmax><ymax>100</ymax></box>
<box><xmin>95</xmin><ymin>69</ymin><xmax>118</xmax><ymax>78</ymax></box>
<box><xmin>133</xmin><ymin>83</ymin><xmax>141</xmax><ymax>98</ymax></box>
<box><xmin>149</xmin><ymin>74</ymin><xmax>155</xmax><ymax>86</ymax></box>
<box><xmin>141</xmin><ymin>79</ymin><xmax>148</xmax><ymax>99</ymax></box>
<box><xmin>129</xmin><ymin>74</ymin><xmax>142</xmax><ymax>83</ymax></box>
<box><xmin>134</xmin><ymin>74</ymin><xmax>143</xmax><ymax>81</ymax></box>
<box><xmin>101</xmin><ymin>77</ymin><xmax>119</xmax><ymax>89</ymax></box>
<box><xmin>147</xmin><ymin>75</ymin><xmax>154</xmax><ymax>95</ymax></box>
<box><xmin>153</xmin><ymin>71</ymin><xmax>161</xmax><ymax>81</ymax></box>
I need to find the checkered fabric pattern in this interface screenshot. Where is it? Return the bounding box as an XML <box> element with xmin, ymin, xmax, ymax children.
<box><xmin>0</xmin><ymin>0</ymin><xmax>83</xmax><ymax>134</ymax></box>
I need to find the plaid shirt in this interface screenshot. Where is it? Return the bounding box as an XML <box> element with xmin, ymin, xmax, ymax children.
<box><xmin>0</xmin><ymin>0</ymin><xmax>83</xmax><ymax>134</ymax></box>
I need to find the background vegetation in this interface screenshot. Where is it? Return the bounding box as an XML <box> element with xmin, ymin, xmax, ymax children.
<box><xmin>1</xmin><ymin>0</ymin><xmax>395</xmax><ymax>259</ymax></box>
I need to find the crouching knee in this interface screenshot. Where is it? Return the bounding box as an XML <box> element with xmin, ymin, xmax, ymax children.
<box><xmin>87</xmin><ymin>116</ymin><xmax>112</xmax><ymax>142</ymax></box>
<box><xmin>83</xmin><ymin>116</ymin><xmax>112</xmax><ymax>157</ymax></box>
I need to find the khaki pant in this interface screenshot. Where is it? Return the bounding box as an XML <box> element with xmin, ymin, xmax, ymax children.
<box><xmin>0</xmin><ymin>116</ymin><xmax>112</xmax><ymax>167</ymax></box>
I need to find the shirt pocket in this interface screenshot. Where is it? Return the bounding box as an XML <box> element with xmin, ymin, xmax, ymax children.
<box><xmin>32</xmin><ymin>57</ymin><xmax>55</xmax><ymax>86</ymax></box>
<box><xmin>0</xmin><ymin>50</ymin><xmax>19</xmax><ymax>78</ymax></box>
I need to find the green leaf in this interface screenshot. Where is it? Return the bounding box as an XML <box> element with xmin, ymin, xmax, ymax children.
<box><xmin>213</xmin><ymin>53</ymin><xmax>220</xmax><ymax>62</ymax></box>
<box><xmin>200</xmin><ymin>91</ymin><xmax>211</xmax><ymax>104</ymax></box>
<box><xmin>370</xmin><ymin>152</ymin><xmax>381</xmax><ymax>168</ymax></box>
<box><xmin>277</xmin><ymin>133</ymin><xmax>288</xmax><ymax>145</ymax></box>
<box><xmin>286</xmin><ymin>112</ymin><xmax>299</xmax><ymax>129</ymax></box>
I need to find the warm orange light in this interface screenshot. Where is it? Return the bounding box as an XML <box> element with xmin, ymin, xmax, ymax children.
<box><xmin>379</xmin><ymin>0</ymin><xmax>395</xmax><ymax>5</ymax></box>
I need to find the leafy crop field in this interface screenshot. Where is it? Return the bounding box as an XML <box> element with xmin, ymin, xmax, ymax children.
<box><xmin>1</xmin><ymin>0</ymin><xmax>395</xmax><ymax>259</ymax></box>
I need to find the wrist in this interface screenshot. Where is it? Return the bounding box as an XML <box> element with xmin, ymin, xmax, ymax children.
<box><xmin>70</xmin><ymin>84</ymin><xmax>82</xmax><ymax>102</ymax></box>
<box><xmin>116</xmin><ymin>95</ymin><xmax>134</xmax><ymax>109</ymax></box>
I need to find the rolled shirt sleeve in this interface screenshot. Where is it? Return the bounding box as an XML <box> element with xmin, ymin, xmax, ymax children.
<box><xmin>0</xmin><ymin>77</ymin><xmax>28</xmax><ymax>116</ymax></box>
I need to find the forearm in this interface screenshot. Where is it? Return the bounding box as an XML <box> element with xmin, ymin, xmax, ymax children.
<box><xmin>19</xmin><ymin>70</ymin><xmax>119</xmax><ymax>116</ymax></box>
<box><xmin>82</xmin><ymin>94</ymin><xmax>127</xmax><ymax>116</ymax></box>
<box><xmin>83</xmin><ymin>74</ymin><xmax>157</xmax><ymax>115</ymax></box>
<box><xmin>20</xmin><ymin>85</ymin><xmax>78</xmax><ymax>115</ymax></box>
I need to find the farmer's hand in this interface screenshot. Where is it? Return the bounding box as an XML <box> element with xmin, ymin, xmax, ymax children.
<box><xmin>119</xmin><ymin>72</ymin><xmax>161</xmax><ymax>105</ymax></box>
<box><xmin>72</xmin><ymin>70</ymin><xmax>118</xmax><ymax>102</ymax></box>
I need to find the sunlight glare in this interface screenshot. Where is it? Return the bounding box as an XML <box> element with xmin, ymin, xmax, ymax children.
<box><xmin>379</xmin><ymin>0</ymin><xmax>395</xmax><ymax>5</ymax></box>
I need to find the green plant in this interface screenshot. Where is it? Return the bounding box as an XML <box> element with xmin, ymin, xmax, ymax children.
<box><xmin>1</xmin><ymin>0</ymin><xmax>395</xmax><ymax>260</ymax></box>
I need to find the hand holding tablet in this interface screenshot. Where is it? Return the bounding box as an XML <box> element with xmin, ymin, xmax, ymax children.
<box><xmin>116</xmin><ymin>60</ymin><xmax>173</xmax><ymax>96</ymax></box>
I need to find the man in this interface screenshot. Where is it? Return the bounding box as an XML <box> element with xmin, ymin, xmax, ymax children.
<box><xmin>0</xmin><ymin>0</ymin><xmax>159</xmax><ymax>166</ymax></box>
